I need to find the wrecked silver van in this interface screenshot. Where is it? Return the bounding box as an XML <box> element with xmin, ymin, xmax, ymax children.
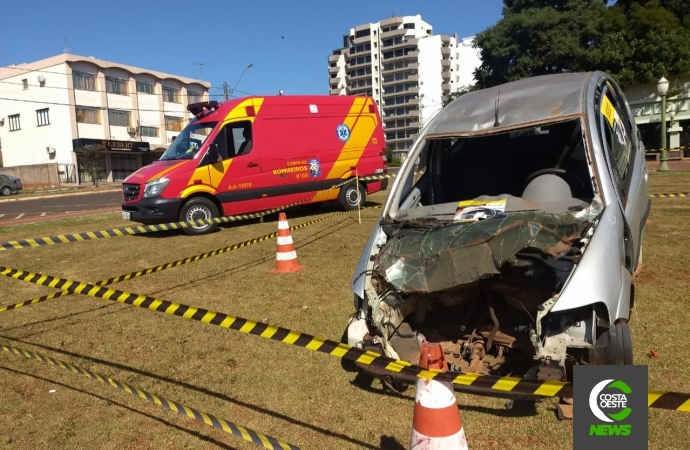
<box><xmin>345</xmin><ymin>72</ymin><xmax>650</xmax><ymax>395</ymax></box>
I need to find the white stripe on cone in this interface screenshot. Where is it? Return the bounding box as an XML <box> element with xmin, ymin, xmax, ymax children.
<box><xmin>277</xmin><ymin>236</ymin><xmax>293</xmax><ymax>245</ymax></box>
<box><xmin>410</xmin><ymin>429</ymin><xmax>467</xmax><ymax>449</ymax></box>
<box><xmin>278</xmin><ymin>221</ymin><xmax>290</xmax><ymax>230</ymax></box>
<box><xmin>416</xmin><ymin>377</ymin><xmax>457</xmax><ymax>409</ymax></box>
<box><xmin>276</xmin><ymin>251</ymin><xmax>297</xmax><ymax>261</ymax></box>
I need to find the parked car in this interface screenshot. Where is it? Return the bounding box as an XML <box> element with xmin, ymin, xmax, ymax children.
<box><xmin>0</xmin><ymin>174</ymin><xmax>23</xmax><ymax>196</ymax></box>
<box><xmin>122</xmin><ymin>96</ymin><xmax>388</xmax><ymax>235</ymax></box>
<box><xmin>344</xmin><ymin>72</ymin><xmax>650</xmax><ymax>398</ymax></box>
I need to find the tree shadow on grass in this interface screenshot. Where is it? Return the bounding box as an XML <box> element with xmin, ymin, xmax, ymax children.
<box><xmin>0</xmin><ymin>336</ymin><xmax>378</xmax><ymax>450</ymax></box>
<box><xmin>0</xmin><ymin>366</ymin><xmax>240</xmax><ymax>450</ymax></box>
<box><xmin>349</xmin><ymin>372</ymin><xmax>539</xmax><ymax>418</ymax></box>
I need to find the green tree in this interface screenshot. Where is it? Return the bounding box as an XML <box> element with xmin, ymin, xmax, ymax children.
<box><xmin>474</xmin><ymin>0</ymin><xmax>610</xmax><ymax>88</ymax></box>
<box><xmin>76</xmin><ymin>144</ymin><xmax>106</xmax><ymax>187</ymax></box>
<box><xmin>474</xmin><ymin>0</ymin><xmax>690</xmax><ymax>88</ymax></box>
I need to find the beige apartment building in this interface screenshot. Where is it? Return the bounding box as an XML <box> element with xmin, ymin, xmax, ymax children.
<box><xmin>328</xmin><ymin>14</ymin><xmax>480</xmax><ymax>159</ymax></box>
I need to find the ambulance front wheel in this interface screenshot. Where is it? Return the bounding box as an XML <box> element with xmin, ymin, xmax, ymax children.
<box><xmin>338</xmin><ymin>182</ymin><xmax>366</xmax><ymax>211</ymax></box>
<box><xmin>179</xmin><ymin>197</ymin><xmax>219</xmax><ymax>236</ymax></box>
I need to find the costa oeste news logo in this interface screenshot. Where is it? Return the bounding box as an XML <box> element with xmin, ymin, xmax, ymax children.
<box><xmin>573</xmin><ymin>365</ymin><xmax>647</xmax><ymax>450</ymax></box>
<box><xmin>588</xmin><ymin>379</ymin><xmax>632</xmax><ymax>436</ymax></box>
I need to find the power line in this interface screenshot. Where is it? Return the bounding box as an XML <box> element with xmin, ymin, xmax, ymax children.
<box><xmin>0</xmin><ymin>64</ymin><xmax>256</xmax><ymax>96</ymax></box>
<box><xmin>0</xmin><ymin>95</ymin><xmax>241</xmax><ymax>114</ymax></box>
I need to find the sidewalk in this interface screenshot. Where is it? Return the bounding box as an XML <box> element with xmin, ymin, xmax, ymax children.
<box><xmin>0</xmin><ymin>183</ymin><xmax>121</xmax><ymax>203</ymax></box>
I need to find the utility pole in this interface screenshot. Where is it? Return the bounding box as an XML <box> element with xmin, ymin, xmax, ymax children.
<box><xmin>223</xmin><ymin>82</ymin><xmax>229</xmax><ymax>100</ymax></box>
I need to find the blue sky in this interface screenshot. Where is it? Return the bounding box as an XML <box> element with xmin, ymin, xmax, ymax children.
<box><xmin>1</xmin><ymin>0</ymin><xmax>503</xmax><ymax>96</ymax></box>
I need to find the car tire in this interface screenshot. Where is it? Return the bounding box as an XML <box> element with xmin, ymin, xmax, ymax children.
<box><xmin>590</xmin><ymin>322</ymin><xmax>633</xmax><ymax>365</ymax></box>
<box><xmin>338</xmin><ymin>181</ymin><xmax>366</xmax><ymax>211</ymax></box>
<box><xmin>179</xmin><ymin>197</ymin><xmax>219</xmax><ymax>236</ymax></box>
<box><xmin>0</xmin><ymin>186</ymin><xmax>11</xmax><ymax>196</ymax></box>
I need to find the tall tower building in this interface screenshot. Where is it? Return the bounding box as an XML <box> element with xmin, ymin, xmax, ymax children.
<box><xmin>327</xmin><ymin>14</ymin><xmax>479</xmax><ymax>159</ymax></box>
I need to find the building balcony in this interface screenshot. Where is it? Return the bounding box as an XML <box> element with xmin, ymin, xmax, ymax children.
<box><xmin>442</xmin><ymin>71</ymin><xmax>451</xmax><ymax>80</ymax></box>
<box><xmin>442</xmin><ymin>83</ymin><xmax>451</xmax><ymax>91</ymax></box>
<box><xmin>381</xmin><ymin>28</ymin><xmax>408</xmax><ymax>39</ymax></box>
<box><xmin>348</xmin><ymin>72</ymin><xmax>372</xmax><ymax>82</ymax></box>
<box><xmin>385</xmin><ymin>135</ymin><xmax>416</xmax><ymax>144</ymax></box>
<box><xmin>441</xmin><ymin>47</ymin><xmax>452</xmax><ymax>57</ymax></box>
<box><xmin>383</xmin><ymin>62</ymin><xmax>419</xmax><ymax>74</ymax></box>
<box><xmin>442</xmin><ymin>60</ymin><xmax>451</xmax><ymax>69</ymax></box>
<box><xmin>353</xmin><ymin>35</ymin><xmax>371</xmax><ymax>45</ymax></box>
<box><xmin>330</xmin><ymin>88</ymin><xmax>344</xmax><ymax>95</ymax></box>
<box><xmin>441</xmin><ymin>34</ymin><xmax>452</xmax><ymax>43</ymax></box>
<box><xmin>383</xmin><ymin>51</ymin><xmax>419</xmax><ymax>64</ymax></box>
<box><xmin>328</xmin><ymin>54</ymin><xmax>342</xmax><ymax>63</ymax></box>
<box><xmin>328</xmin><ymin>66</ymin><xmax>340</xmax><ymax>75</ymax></box>
<box><xmin>384</xmin><ymin>121</ymin><xmax>420</xmax><ymax>132</ymax></box>
<box><xmin>383</xmin><ymin>38</ymin><xmax>418</xmax><ymax>49</ymax></box>
<box><xmin>382</xmin><ymin>85</ymin><xmax>419</xmax><ymax>98</ymax></box>
<box><xmin>380</xmin><ymin>16</ymin><xmax>404</xmax><ymax>27</ymax></box>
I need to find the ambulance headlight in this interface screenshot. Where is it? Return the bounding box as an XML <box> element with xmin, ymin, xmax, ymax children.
<box><xmin>143</xmin><ymin>177</ymin><xmax>170</xmax><ymax>198</ymax></box>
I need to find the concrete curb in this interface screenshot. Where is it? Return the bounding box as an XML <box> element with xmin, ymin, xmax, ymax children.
<box><xmin>0</xmin><ymin>188</ymin><xmax>121</xmax><ymax>204</ymax></box>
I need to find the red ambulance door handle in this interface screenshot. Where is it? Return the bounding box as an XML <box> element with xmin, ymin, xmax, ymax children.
<box><xmin>247</xmin><ymin>162</ymin><xmax>259</xmax><ymax>168</ymax></box>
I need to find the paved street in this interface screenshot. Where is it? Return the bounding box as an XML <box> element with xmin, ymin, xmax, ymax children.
<box><xmin>0</xmin><ymin>191</ymin><xmax>121</xmax><ymax>226</ymax></box>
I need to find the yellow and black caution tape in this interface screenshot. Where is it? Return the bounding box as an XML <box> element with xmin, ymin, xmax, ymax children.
<box><xmin>649</xmin><ymin>192</ymin><xmax>690</xmax><ymax>198</ymax></box>
<box><xmin>0</xmin><ymin>207</ymin><xmax>382</xmax><ymax>313</ymax></box>
<box><xmin>0</xmin><ymin>173</ymin><xmax>397</xmax><ymax>252</ymax></box>
<box><xmin>0</xmin><ymin>265</ymin><xmax>572</xmax><ymax>398</ymax></box>
<box><xmin>1</xmin><ymin>343</ymin><xmax>299</xmax><ymax>450</ymax></box>
<box><xmin>3</xmin><ymin>266</ymin><xmax>690</xmax><ymax>410</ymax></box>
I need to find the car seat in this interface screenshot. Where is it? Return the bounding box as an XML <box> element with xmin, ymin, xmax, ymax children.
<box><xmin>522</xmin><ymin>174</ymin><xmax>573</xmax><ymax>203</ymax></box>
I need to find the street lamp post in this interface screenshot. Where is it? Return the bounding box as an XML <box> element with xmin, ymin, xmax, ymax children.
<box><xmin>231</xmin><ymin>63</ymin><xmax>253</xmax><ymax>98</ymax></box>
<box><xmin>657</xmin><ymin>77</ymin><xmax>671</xmax><ymax>172</ymax></box>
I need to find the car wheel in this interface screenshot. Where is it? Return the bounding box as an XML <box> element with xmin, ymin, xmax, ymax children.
<box><xmin>589</xmin><ymin>322</ymin><xmax>633</xmax><ymax>365</ymax></box>
<box><xmin>337</xmin><ymin>182</ymin><xmax>366</xmax><ymax>211</ymax></box>
<box><xmin>0</xmin><ymin>186</ymin><xmax>11</xmax><ymax>196</ymax></box>
<box><xmin>179</xmin><ymin>197</ymin><xmax>219</xmax><ymax>236</ymax></box>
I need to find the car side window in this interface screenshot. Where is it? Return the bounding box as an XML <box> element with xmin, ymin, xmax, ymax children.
<box><xmin>600</xmin><ymin>92</ymin><xmax>632</xmax><ymax>200</ymax></box>
<box><xmin>227</xmin><ymin>120</ymin><xmax>253</xmax><ymax>157</ymax></box>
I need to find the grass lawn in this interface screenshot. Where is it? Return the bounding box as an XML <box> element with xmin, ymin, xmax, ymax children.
<box><xmin>1</xmin><ymin>175</ymin><xmax>689</xmax><ymax>450</ymax></box>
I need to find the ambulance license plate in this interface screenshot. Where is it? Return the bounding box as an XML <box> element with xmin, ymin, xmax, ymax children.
<box><xmin>122</xmin><ymin>211</ymin><xmax>131</xmax><ymax>220</ymax></box>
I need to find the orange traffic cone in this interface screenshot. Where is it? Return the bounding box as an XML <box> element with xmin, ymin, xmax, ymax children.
<box><xmin>410</xmin><ymin>342</ymin><xmax>468</xmax><ymax>449</ymax></box>
<box><xmin>269</xmin><ymin>213</ymin><xmax>304</xmax><ymax>273</ymax></box>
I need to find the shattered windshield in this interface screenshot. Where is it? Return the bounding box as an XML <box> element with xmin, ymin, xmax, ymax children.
<box><xmin>160</xmin><ymin>121</ymin><xmax>217</xmax><ymax>161</ymax></box>
<box><xmin>377</xmin><ymin>202</ymin><xmax>602</xmax><ymax>294</ymax></box>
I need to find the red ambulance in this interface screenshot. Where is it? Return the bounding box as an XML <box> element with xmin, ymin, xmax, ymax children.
<box><xmin>121</xmin><ymin>95</ymin><xmax>388</xmax><ymax>235</ymax></box>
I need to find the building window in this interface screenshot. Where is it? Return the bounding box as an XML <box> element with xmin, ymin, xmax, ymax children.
<box><xmin>188</xmin><ymin>92</ymin><xmax>202</xmax><ymax>103</ymax></box>
<box><xmin>36</xmin><ymin>108</ymin><xmax>50</xmax><ymax>126</ymax></box>
<box><xmin>165</xmin><ymin>115</ymin><xmax>184</xmax><ymax>131</ymax></box>
<box><xmin>355</xmin><ymin>29</ymin><xmax>371</xmax><ymax>38</ymax></box>
<box><xmin>108</xmin><ymin>110</ymin><xmax>131</xmax><ymax>127</ymax></box>
<box><xmin>8</xmin><ymin>114</ymin><xmax>20</xmax><ymax>131</ymax></box>
<box><xmin>136</xmin><ymin>81</ymin><xmax>154</xmax><ymax>94</ymax></box>
<box><xmin>22</xmin><ymin>79</ymin><xmax>28</xmax><ymax>90</ymax></box>
<box><xmin>140</xmin><ymin>126</ymin><xmax>158</xmax><ymax>137</ymax></box>
<box><xmin>106</xmin><ymin>77</ymin><xmax>128</xmax><ymax>95</ymax></box>
<box><xmin>75</xmin><ymin>106</ymin><xmax>100</xmax><ymax>124</ymax></box>
<box><xmin>73</xmin><ymin>71</ymin><xmax>96</xmax><ymax>91</ymax></box>
<box><xmin>404</xmin><ymin>23</ymin><xmax>415</xmax><ymax>29</ymax></box>
<box><xmin>163</xmin><ymin>86</ymin><xmax>180</xmax><ymax>103</ymax></box>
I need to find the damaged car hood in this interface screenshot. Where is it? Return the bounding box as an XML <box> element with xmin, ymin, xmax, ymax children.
<box><xmin>376</xmin><ymin>198</ymin><xmax>602</xmax><ymax>294</ymax></box>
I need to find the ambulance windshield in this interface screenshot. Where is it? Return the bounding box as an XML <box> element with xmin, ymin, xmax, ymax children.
<box><xmin>160</xmin><ymin>121</ymin><xmax>218</xmax><ymax>160</ymax></box>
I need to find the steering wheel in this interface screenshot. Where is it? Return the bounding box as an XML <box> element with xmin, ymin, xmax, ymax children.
<box><xmin>523</xmin><ymin>168</ymin><xmax>587</xmax><ymax>194</ymax></box>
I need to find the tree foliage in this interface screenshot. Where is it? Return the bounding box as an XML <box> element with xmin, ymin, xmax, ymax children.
<box><xmin>474</xmin><ymin>0</ymin><xmax>690</xmax><ymax>88</ymax></box>
<box><xmin>76</xmin><ymin>144</ymin><xmax>106</xmax><ymax>187</ymax></box>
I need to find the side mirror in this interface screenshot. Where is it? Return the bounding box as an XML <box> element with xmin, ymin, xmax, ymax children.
<box><xmin>208</xmin><ymin>144</ymin><xmax>222</xmax><ymax>163</ymax></box>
